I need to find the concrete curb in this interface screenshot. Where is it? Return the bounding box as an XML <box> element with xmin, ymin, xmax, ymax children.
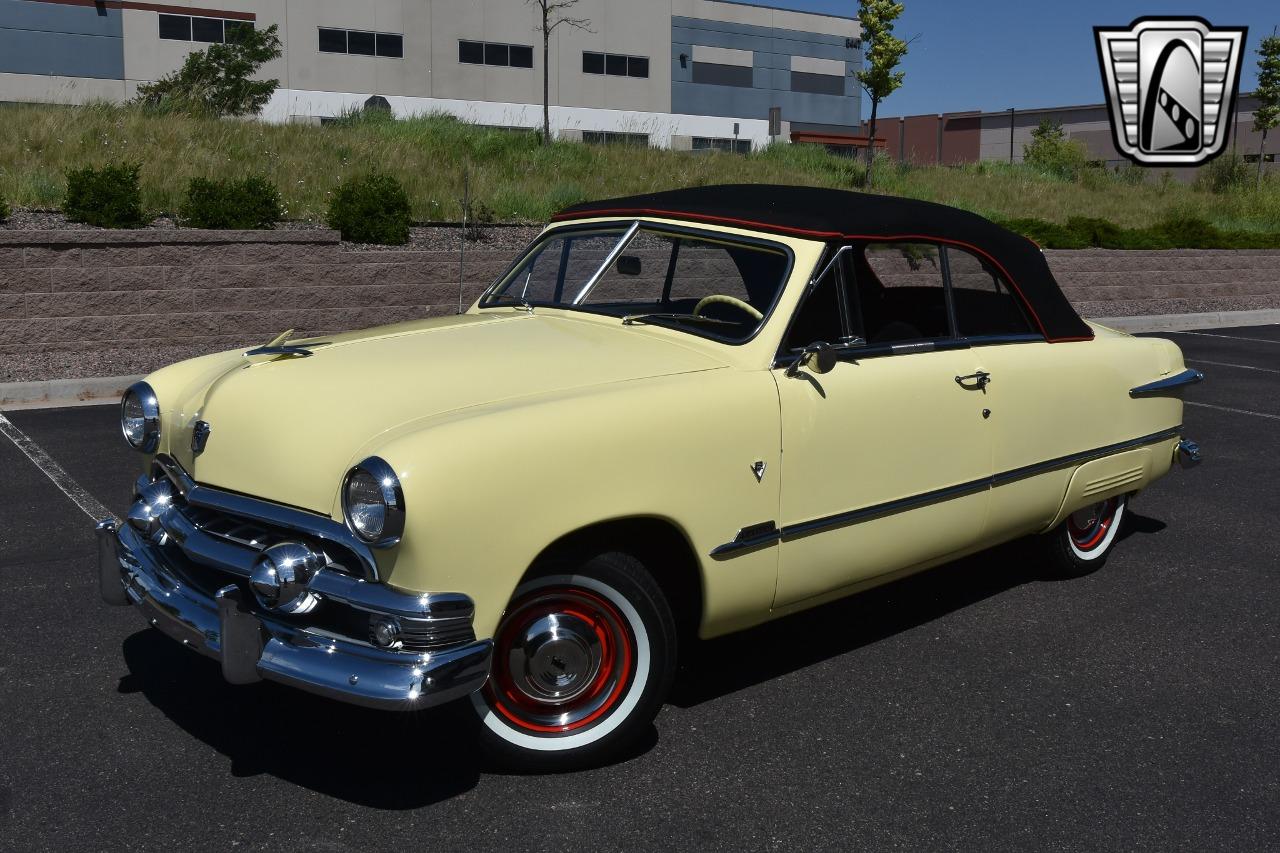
<box><xmin>0</xmin><ymin>375</ymin><xmax>143</xmax><ymax>411</ymax></box>
<box><xmin>1088</xmin><ymin>309</ymin><xmax>1280</xmax><ymax>333</ymax></box>
<box><xmin>1</xmin><ymin>308</ymin><xmax>1277</xmax><ymax>410</ymax></box>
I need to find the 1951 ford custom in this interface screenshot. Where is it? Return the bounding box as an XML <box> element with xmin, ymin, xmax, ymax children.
<box><xmin>97</xmin><ymin>185</ymin><xmax>1203</xmax><ymax>769</ymax></box>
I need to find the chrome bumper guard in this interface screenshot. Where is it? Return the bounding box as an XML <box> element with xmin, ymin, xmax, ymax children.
<box><xmin>96</xmin><ymin>520</ymin><xmax>492</xmax><ymax>711</ymax></box>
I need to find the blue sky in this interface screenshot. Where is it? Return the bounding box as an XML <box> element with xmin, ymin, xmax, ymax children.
<box><xmin>740</xmin><ymin>1</ymin><xmax>1278</xmax><ymax>116</ymax></box>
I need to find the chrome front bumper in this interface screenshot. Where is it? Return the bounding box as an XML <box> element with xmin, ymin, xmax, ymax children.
<box><xmin>96</xmin><ymin>520</ymin><xmax>493</xmax><ymax>711</ymax></box>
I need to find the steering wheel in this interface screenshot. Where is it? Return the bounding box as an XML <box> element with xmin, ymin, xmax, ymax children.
<box><xmin>693</xmin><ymin>294</ymin><xmax>764</xmax><ymax>322</ymax></box>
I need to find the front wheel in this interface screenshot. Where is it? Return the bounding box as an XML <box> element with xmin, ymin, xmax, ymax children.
<box><xmin>1041</xmin><ymin>493</ymin><xmax>1128</xmax><ymax>576</ymax></box>
<box><xmin>471</xmin><ymin>551</ymin><xmax>677</xmax><ymax>771</ymax></box>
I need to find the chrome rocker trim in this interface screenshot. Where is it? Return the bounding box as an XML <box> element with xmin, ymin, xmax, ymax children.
<box><xmin>96</xmin><ymin>521</ymin><xmax>493</xmax><ymax>711</ymax></box>
<box><xmin>1130</xmin><ymin>368</ymin><xmax>1204</xmax><ymax>398</ymax></box>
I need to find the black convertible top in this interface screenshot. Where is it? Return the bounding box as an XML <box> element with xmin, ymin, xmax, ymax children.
<box><xmin>555</xmin><ymin>184</ymin><xmax>1093</xmax><ymax>342</ymax></box>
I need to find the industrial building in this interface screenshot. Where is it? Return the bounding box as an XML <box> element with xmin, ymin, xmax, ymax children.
<box><xmin>864</xmin><ymin>94</ymin><xmax>1275</xmax><ymax>174</ymax></box>
<box><xmin>0</xmin><ymin>0</ymin><xmax>862</xmax><ymax>149</ymax></box>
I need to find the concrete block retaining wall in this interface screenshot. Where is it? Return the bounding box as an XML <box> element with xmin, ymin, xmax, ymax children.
<box><xmin>0</xmin><ymin>230</ymin><xmax>1277</xmax><ymax>383</ymax></box>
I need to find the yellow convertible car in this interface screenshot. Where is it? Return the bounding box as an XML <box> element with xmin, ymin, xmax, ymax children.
<box><xmin>97</xmin><ymin>185</ymin><xmax>1202</xmax><ymax>769</ymax></box>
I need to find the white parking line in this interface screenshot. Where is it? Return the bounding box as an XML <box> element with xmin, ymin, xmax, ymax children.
<box><xmin>1184</xmin><ymin>401</ymin><xmax>1280</xmax><ymax>421</ymax></box>
<box><xmin>0</xmin><ymin>412</ymin><xmax>116</xmax><ymax>523</ymax></box>
<box><xmin>1168</xmin><ymin>331</ymin><xmax>1280</xmax><ymax>345</ymax></box>
<box><xmin>1187</xmin><ymin>358</ymin><xmax>1280</xmax><ymax>375</ymax></box>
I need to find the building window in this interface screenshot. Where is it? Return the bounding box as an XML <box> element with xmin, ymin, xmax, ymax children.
<box><xmin>320</xmin><ymin>28</ymin><xmax>405</xmax><ymax>58</ymax></box>
<box><xmin>159</xmin><ymin>14</ymin><xmax>254</xmax><ymax>44</ymax></box>
<box><xmin>692</xmin><ymin>137</ymin><xmax>752</xmax><ymax>154</ymax></box>
<box><xmin>583</xmin><ymin>52</ymin><xmax>649</xmax><ymax>78</ymax></box>
<box><xmin>460</xmin><ymin>40</ymin><xmax>534</xmax><ymax>68</ymax></box>
<box><xmin>691</xmin><ymin>62</ymin><xmax>753</xmax><ymax>88</ymax></box>
<box><xmin>791</xmin><ymin>71</ymin><xmax>844</xmax><ymax>96</ymax></box>
<box><xmin>582</xmin><ymin>131</ymin><xmax>649</xmax><ymax>147</ymax></box>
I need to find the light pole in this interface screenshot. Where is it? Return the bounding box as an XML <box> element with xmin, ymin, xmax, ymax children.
<box><xmin>1009</xmin><ymin>107</ymin><xmax>1016</xmax><ymax>163</ymax></box>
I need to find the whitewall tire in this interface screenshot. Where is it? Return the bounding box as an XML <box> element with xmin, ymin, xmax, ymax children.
<box><xmin>471</xmin><ymin>551</ymin><xmax>677</xmax><ymax>771</ymax></box>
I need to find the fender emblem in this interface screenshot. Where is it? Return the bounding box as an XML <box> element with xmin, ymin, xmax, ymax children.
<box><xmin>191</xmin><ymin>420</ymin><xmax>212</xmax><ymax>454</ymax></box>
<box><xmin>751</xmin><ymin>460</ymin><xmax>767</xmax><ymax>482</ymax></box>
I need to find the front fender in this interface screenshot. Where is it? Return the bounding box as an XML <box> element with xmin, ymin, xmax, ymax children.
<box><xmin>359</xmin><ymin>368</ymin><xmax>782</xmax><ymax>640</ymax></box>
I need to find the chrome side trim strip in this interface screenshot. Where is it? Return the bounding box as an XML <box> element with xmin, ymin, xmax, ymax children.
<box><xmin>710</xmin><ymin>426</ymin><xmax>1183</xmax><ymax>557</ymax></box>
<box><xmin>1130</xmin><ymin>369</ymin><xmax>1204</xmax><ymax>398</ymax></box>
<box><xmin>987</xmin><ymin>425</ymin><xmax>1182</xmax><ymax>487</ymax></box>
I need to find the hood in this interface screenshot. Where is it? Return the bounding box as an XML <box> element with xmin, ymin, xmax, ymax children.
<box><xmin>161</xmin><ymin>311</ymin><xmax>725</xmax><ymax>513</ymax></box>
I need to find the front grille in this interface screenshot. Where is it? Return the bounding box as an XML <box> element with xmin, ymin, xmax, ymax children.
<box><xmin>135</xmin><ymin>455</ymin><xmax>476</xmax><ymax>654</ymax></box>
<box><xmin>180</xmin><ymin>504</ymin><xmax>276</xmax><ymax>553</ymax></box>
<box><xmin>402</xmin><ymin>620</ymin><xmax>476</xmax><ymax>652</ymax></box>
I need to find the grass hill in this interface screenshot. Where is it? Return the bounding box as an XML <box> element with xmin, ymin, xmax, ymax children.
<box><xmin>2</xmin><ymin>102</ymin><xmax>1278</xmax><ymax>234</ymax></box>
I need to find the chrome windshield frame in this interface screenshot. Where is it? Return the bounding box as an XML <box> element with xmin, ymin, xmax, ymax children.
<box><xmin>476</xmin><ymin>218</ymin><xmax>797</xmax><ymax>347</ymax></box>
<box><xmin>572</xmin><ymin>219</ymin><xmax>641</xmax><ymax>304</ymax></box>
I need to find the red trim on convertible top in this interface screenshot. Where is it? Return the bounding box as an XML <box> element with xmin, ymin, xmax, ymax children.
<box><xmin>550</xmin><ymin>207</ymin><xmax>1095</xmax><ymax>343</ymax></box>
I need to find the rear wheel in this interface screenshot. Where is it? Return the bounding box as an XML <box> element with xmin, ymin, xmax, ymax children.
<box><xmin>472</xmin><ymin>551</ymin><xmax>677</xmax><ymax>771</ymax></box>
<box><xmin>1042</xmin><ymin>494</ymin><xmax>1127</xmax><ymax>576</ymax></box>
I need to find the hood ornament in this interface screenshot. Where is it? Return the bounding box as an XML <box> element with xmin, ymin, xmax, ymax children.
<box><xmin>191</xmin><ymin>420</ymin><xmax>212</xmax><ymax>455</ymax></box>
<box><xmin>245</xmin><ymin>328</ymin><xmax>331</xmax><ymax>359</ymax></box>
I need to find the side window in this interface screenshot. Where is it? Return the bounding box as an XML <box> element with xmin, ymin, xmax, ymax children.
<box><xmin>945</xmin><ymin>247</ymin><xmax>1035</xmax><ymax>337</ymax></box>
<box><xmin>858</xmin><ymin>242</ymin><xmax>949</xmax><ymax>343</ymax></box>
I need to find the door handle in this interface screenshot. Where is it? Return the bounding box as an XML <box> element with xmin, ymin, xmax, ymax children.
<box><xmin>955</xmin><ymin>370</ymin><xmax>991</xmax><ymax>391</ymax></box>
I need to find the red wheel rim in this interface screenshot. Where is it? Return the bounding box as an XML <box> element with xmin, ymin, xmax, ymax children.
<box><xmin>485</xmin><ymin>586</ymin><xmax>635</xmax><ymax>734</ymax></box>
<box><xmin>1068</xmin><ymin>497</ymin><xmax>1119</xmax><ymax>552</ymax></box>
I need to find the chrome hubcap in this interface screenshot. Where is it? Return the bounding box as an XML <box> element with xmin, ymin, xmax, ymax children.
<box><xmin>510</xmin><ymin>614</ymin><xmax>603</xmax><ymax>704</ymax></box>
<box><xmin>1068</xmin><ymin>497</ymin><xmax>1118</xmax><ymax>550</ymax></box>
<box><xmin>487</xmin><ymin>586</ymin><xmax>635</xmax><ymax>733</ymax></box>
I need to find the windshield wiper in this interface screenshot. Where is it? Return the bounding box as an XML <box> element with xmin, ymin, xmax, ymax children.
<box><xmin>621</xmin><ymin>313</ymin><xmax>737</xmax><ymax>327</ymax></box>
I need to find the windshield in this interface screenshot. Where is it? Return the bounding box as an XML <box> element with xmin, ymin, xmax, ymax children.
<box><xmin>479</xmin><ymin>223</ymin><xmax>791</xmax><ymax>343</ymax></box>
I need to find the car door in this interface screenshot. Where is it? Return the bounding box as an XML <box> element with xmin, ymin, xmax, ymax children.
<box><xmin>772</xmin><ymin>242</ymin><xmax>994</xmax><ymax>607</ymax></box>
<box><xmin>942</xmin><ymin>245</ymin><xmax>1131</xmax><ymax>540</ymax></box>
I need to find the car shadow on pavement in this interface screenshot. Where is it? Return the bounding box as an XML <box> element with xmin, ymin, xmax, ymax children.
<box><xmin>670</xmin><ymin>514</ymin><xmax>1168</xmax><ymax>708</ymax></box>
<box><xmin>119</xmin><ymin>631</ymin><xmax>486</xmax><ymax>808</ymax></box>
<box><xmin>115</xmin><ymin>514</ymin><xmax>1168</xmax><ymax>798</ymax></box>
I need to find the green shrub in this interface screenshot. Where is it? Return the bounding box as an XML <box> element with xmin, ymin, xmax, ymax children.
<box><xmin>1195</xmin><ymin>152</ymin><xmax>1250</xmax><ymax>194</ymax></box>
<box><xmin>326</xmin><ymin>172</ymin><xmax>411</xmax><ymax>244</ymax></box>
<box><xmin>0</xmin><ymin>195</ymin><xmax>9</xmax><ymax>223</ymax></box>
<box><xmin>64</xmin><ymin>162</ymin><xmax>145</xmax><ymax>228</ymax></box>
<box><xmin>179</xmin><ymin>175</ymin><xmax>283</xmax><ymax>229</ymax></box>
<box><xmin>1024</xmin><ymin>119</ymin><xmax>1089</xmax><ymax>181</ymax></box>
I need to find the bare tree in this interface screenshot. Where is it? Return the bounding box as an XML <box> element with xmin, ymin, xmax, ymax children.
<box><xmin>528</xmin><ymin>0</ymin><xmax>592</xmax><ymax>144</ymax></box>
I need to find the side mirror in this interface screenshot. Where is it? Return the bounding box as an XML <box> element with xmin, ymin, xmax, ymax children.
<box><xmin>787</xmin><ymin>342</ymin><xmax>837</xmax><ymax>377</ymax></box>
<box><xmin>616</xmin><ymin>255</ymin><xmax>642</xmax><ymax>276</ymax></box>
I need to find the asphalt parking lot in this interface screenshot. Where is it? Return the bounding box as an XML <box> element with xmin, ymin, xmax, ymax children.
<box><xmin>1</xmin><ymin>326</ymin><xmax>1277</xmax><ymax>852</ymax></box>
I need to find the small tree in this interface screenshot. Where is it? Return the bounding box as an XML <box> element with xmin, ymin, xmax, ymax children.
<box><xmin>1254</xmin><ymin>28</ymin><xmax>1280</xmax><ymax>187</ymax></box>
<box><xmin>133</xmin><ymin>24</ymin><xmax>282</xmax><ymax>117</ymax></box>
<box><xmin>854</xmin><ymin>0</ymin><xmax>908</xmax><ymax>186</ymax></box>
<box><xmin>527</xmin><ymin>0</ymin><xmax>591</xmax><ymax>145</ymax></box>
<box><xmin>1024</xmin><ymin>118</ymin><xmax>1088</xmax><ymax>180</ymax></box>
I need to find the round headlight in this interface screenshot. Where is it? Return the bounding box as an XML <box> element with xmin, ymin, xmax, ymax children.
<box><xmin>120</xmin><ymin>381</ymin><xmax>160</xmax><ymax>453</ymax></box>
<box><xmin>342</xmin><ymin>457</ymin><xmax>405</xmax><ymax>547</ymax></box>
